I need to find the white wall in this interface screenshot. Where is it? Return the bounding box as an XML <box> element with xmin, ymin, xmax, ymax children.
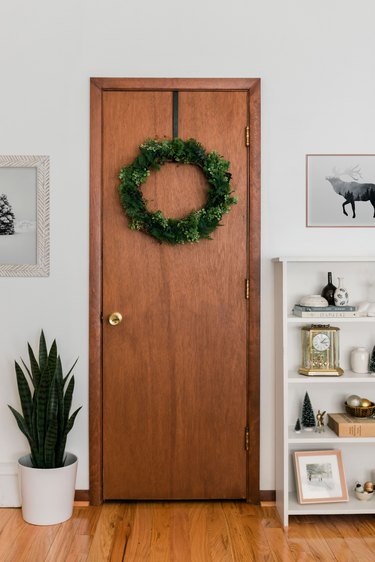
<box><xmin>0</xmin><ymin>0</ymin><xmax>374</xmax><ymax>493</ymax></box>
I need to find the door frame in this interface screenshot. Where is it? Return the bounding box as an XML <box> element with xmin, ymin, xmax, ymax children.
<box><xmin>89</xmin><ymin>77</ymin><xmax>261</xmax><ymax>505</ymax></box>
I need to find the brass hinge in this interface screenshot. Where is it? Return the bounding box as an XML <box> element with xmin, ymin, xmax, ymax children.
<box><xmin>245</xmin><ymin>126</ymin><xmax>250</xmax><ymax>147</ymax></box>
<box><xmin>245</xmin><ymin>279</ymin><xmax>250</xmax><ymax>300</ymax></box>
<box><xmin>245</xmin><ymin>426</ymin><xmax>250</xmax><ymax>451</ymax></box>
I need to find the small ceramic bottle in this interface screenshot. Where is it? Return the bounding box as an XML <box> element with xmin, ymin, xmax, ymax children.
<box><xmin>321</xmin><ymin>272</ymin><xmax>336</xmax><ymax>306</ymax></box>
<box><xmin>334</xmin><ymin>277</ymin><xmax>349</xmax><ymax>306</ymax></box>
<box><xmin>350</xmin><ymin>347</ymin><xmax>369</xmax><ymax>374</ymax></box>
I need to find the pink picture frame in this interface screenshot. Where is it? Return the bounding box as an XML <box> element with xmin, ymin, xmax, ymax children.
<box><xmin>294</xmin><ymin>450</ymin><xmax>349</xmax><ymax>504</ymax></box>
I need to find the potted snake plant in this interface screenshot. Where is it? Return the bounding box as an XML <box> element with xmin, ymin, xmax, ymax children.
<box><xmin>8</xmin><ymin>331</ymin><xmax>81</xmax><ymax>525</ymax></box>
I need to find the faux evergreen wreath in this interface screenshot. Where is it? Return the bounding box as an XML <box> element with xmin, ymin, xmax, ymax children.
<box><xmin>118</xmin><ymin>138</ymin><xmax>237</xmax><ymax>244</ymax></box>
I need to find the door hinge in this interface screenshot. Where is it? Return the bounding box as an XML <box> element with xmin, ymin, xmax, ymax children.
<box><xmin>245</xmin><ymin>279</ymin><xmax>250</xmax><ymax>300</ymax></box>
<box><xmin>244</xmin><ymin>426</ymin><xmax>250</xmax><ymax>451</ymax></box>
<box><xmin>245</xmin><ymin>126</ymin><xmax>250</xmax><ymax>147</ymax></box>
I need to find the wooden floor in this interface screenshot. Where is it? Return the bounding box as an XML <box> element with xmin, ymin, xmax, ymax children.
<box><xmin>0</xmin><ymin>502</ymin><xmax>375</xmax><ymax>561</ymax></box>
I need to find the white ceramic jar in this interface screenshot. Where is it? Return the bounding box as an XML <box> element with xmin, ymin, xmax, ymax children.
<box><xmin>350</xmin><ymin>347</ymin><xmax>369</xmax><ymax>374</ymax></box>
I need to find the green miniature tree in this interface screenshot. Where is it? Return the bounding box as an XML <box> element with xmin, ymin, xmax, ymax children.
<box><xmin>294</xmin><ymin>418</ymin><xmax>301</xmax><ymax>433</ymax></box>
<box><xmin>301</xmin><ymin>392</ymin><xmax>315</xmax><ymax>430</ymax></box>
<box><xmin>369</xmin><ymin>345</ymin><xmax>375</xmax><ymax>374</ymax></box>
<box><xmin>0</xmin><ymin>193</ymin><xmax>15</xmax><ymax>235</ymax></box>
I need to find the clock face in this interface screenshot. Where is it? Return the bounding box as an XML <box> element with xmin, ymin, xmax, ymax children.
<box><xmin>312</xmin><ymin>333</ymin><xmax>330</xmax><ymax>352</ymax></box>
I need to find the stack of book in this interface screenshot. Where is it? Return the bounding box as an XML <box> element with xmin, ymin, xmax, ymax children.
<box><xmin>292</xmin><ymin>304</ymin><xmax>360</xmax><ymax>318</ymax></box>
<box><xmin>328</xmin><ymin>413</ymin><xmax>375</xmax><ymax>437</ymax></box>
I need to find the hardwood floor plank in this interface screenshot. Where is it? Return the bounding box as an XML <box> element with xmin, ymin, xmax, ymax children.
<box><xmin>149</xmin><ymin>503</ymin><xmax>170</xmax><ymax>562</ymax></box>
<box><xmin>288</xmin><ymin>516</ymin><xmax>337</xmax><ymax>562</ymax></box>
<box><xmin>86</xmin><ymin>504</ymin><xmax>126</xmax><ymax>562</ymax></box>
<box><xmin>0</xmin><ymin>510</ymin><xmax>27</xmax><ymax>560</ymax></box>
<box><xmin>122</xmin><ymin>503</ymin><xmax>152</xmax><ymax>561</ymax></box>
<box><xmin>169</xmin><ymin>504</ymin><xmax>192</xmax><ymax>562</ymax></box>
<box><xmin>333</xmin><ymin>516</ymin><xmax>375</xmax><ymax>562</ymax></box>
<box><xmin>44</xmin><ymin>509</ymin><xmax>81</xmax><ymax>562</ymax></box>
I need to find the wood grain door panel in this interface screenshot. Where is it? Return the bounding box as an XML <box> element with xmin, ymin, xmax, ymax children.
<box><xmin>102</xmin><ymin>89</ymin><xmax>249</xmax><ymax>500</ymax></box>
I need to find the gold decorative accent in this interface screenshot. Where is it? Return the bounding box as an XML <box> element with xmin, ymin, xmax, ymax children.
<box><xmin>108</xmin><ymin>312</ymin><xmax>123</xmax><ymax>326</ymax></box>
<box><xmin>245</xmin><ymin>279</ymin><xmax>250</xmax><ymax>300</ymax></box>
<box><xmin>245</xmin><ymin>426</ymin><xmax>250</xmax><ymax>451</ymax></box>
<box><xmin>245</xmin><ymin>126</ymin><xmax>250</xmax><ymax>147</ymax></box>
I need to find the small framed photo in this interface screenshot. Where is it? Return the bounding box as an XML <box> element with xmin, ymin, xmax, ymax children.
<box><xmin>294</xmin><ymin>450</ymin><xmax>348</xmax><ymax>504</ymax></box>
<box><xmin>0</xmin><ymin>156</ymin><xmax>49</xmax><ymax>276</ymax></box>
<box><xmin>306</xmin><ymin>154</ymin><xmax>375</xmax><ymax>227</ymax></box>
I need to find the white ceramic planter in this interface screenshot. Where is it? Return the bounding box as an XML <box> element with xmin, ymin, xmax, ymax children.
<box><xmin>18</xmin><ymin>452</ymin><xmax>77</xmax><ymax>526</ymax></box>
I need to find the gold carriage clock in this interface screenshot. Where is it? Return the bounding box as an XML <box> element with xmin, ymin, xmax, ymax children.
<box><xmin>299</xmin><ymin>324</ymin><xmax>344</xmax><ymax>376</ymax></box>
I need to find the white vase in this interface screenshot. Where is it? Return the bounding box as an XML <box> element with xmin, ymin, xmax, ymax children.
<box><xmin>334</xmin><ymin>277</ymin><xmax>349</xmax><ymax>306</ymax></box>
<box><xmin>18</xmin><ymin>452</ymin><xmax>77</xmax><ymax>525</ymax></box>
<box><xmin>350</xmin><ymin>347</ymin><xmax>369</xmax><ymax>374</ymax></box>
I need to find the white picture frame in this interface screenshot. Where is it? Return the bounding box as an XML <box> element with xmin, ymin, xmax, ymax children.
<box><xmin>306</xmin><ymin>154</ymin><xmax>375</xmax><ymax>227</ymax></box>
<box><xmin>0</xmin><ymin>155</ymin><xmax>49</xmax><ymax>276</ymax></box>
<box><xmin>294</xmin><ymin>450</ymin><xmax>349</xmax><ymax>504</ymax></box>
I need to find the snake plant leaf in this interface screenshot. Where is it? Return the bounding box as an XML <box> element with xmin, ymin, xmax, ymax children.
<box><xmin>28</xmin><ymin>343</ymin><xmax>41</xmax><ymax>389</ymax></box>
<box><xmin>46</xmin><ymin>374</ymin><xmax>58</xmax><ymax>429</ymax></box>
<box><xmin>14</xmin><ymin>361</ymin><xmax>33</xmax><ymax>432</ymax></box>
<box><xmin>44</xmin><ymin>417</ymin><xmax>58</xmax><ymax>468</ymax></box>
<box><xmin>38</xmin><ymin>330</ymin><xmax>48</xmax><ymax>374</ymax></box>
<box><xmin>56</xmin><ymin>406</ymin><xmax>82</xmax><ymax>467</ymax></box>
<box><xmin>63</xmin><ymin>357</ymin><xmax>79</xmax><ymax>387</ymax></box>
<box><xmin>63</xmin><ymin>375</ymin><xmax>75</xmax><ymax>430</ymax></box>
<box><xmin>36</xmin><ymin>365</ymin><xmax>51</xmax><ymax>452</ymax></box>
<box><xmin>47</xmin><ymin>340</ymin><xmax>58</xmax><ymax>384</ymax></box>
<box><xmin>21</xmin><ymin>358</ymin><xmax>33</xmax><ymax>386</ymax></box>
<box><xmin>8</xmin><ymin>406</ymin><xmax>31</xmax><ymax>442</ymax></box>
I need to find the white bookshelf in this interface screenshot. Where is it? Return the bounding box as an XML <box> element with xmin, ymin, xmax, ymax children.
<box><xmin>274</xmin><ymin>257</ymin><xmax>375</xmax><ymax>526</ymax></box>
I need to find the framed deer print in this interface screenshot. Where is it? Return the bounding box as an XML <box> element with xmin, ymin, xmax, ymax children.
<box><xmin>306</xmin><ymin>154</ymin><xmax>375</xmax><ymax>227</ymax></box>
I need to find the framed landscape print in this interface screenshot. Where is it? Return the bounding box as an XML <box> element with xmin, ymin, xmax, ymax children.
<box><xmin>306</xmin><ymin>154</ymin><xmax>375</xmax><ymax>227</ymax></box>
<box><xmin>0</xmin><ymin>156</ymin><xmax>49</xmax><ymax>276</ymax></box>
<box><xmin>294</xmin><ymin>450</ymin><xmax>349</xmax><ymax>504</ymax></box>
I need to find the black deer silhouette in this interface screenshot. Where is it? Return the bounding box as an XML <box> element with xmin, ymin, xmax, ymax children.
<box><xmin>326</xmin><ymin>166</ymin><xmax>375</xmax><ymax>219</ymax></box>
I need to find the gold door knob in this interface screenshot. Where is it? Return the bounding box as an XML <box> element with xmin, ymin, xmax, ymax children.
<box><xmin>108</xmin><ymin>312</ymin><xmax>123</xmax><ymax>326</ymax></box>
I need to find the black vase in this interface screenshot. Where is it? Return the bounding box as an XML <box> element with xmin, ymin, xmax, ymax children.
<box><xmin>321</xmin><ymin>272</ymin><xmax>336</xmax><ymax>305</ymax></box>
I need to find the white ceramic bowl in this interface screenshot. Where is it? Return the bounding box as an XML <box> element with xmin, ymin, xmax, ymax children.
<box><xmin>299</xmin><ymin>295</ymin><xmax>329</xmax><ymax>307</ymax></box>
<box><xmin>355</xmin><ymin>490</ymin><xmax>374</xmax><ymax>501</ymax></box>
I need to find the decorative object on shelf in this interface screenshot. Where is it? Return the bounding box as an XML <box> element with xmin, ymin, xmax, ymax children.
<box><xmin>117</xmin><ymin>138</ymin><xmax>237</xmax><ymax>245</ymax></box>
<box><xmin>369</xmin><ymin>345</ymin><xmax>375</xmax><ymax>374</ymax></box>
<box><xmin>364</xmin><ymin>481</ymin><xmax>374</xmax><ymax>493</ymax></box>
<box><xmin>354</xmin><ymin>481</ymin><xmax>374</xmax><ymax>501</ymax></box>
<box><xmin>8</xmin><ymin>331</ymin><xmax>81</xmax><ymax>525</ymax></box>
<box><xmin>294</xmin><ymin>450</ymin><xmax>349</xmax><ymax>504</ymax></box>
<box><xmin>315</xmin><ymin>409</ymin><xmax>326</xmax><ymax>433</ymax></box>
<box><xmin>321</xmin><ymin>272</ymin><xmax>337</xmax><ymax>306</ymax></box>
<box><xmin>306</xmin><ymin>155</ymin><xmax>375</xmax><ymax>227</ymax></box>
<box><xmin>292</xmin><ymin>305</ymin><xmax>360</xmax><ymax>318</ymax></box>
<box><xmin>328</xmin><ymin>412</ymin><xmax>375</xmax><ymax>437</ymax></box>
<box><xmin>0</xmin><ymin>155</ymin><xmax>50</xmax><ymax>276</ymax></box>
<box><xmin>344</xmin><ymin>398</ymin><xmax>375</xmax><ymax>418</ymax></box>
<box><xmin>346</xmin><ymin>395</ymin><xmax>361</xmax><ymax>407</ymax></box>
<box><xmin>294</xmin><ymin>418</ymin><xmax>302</xmax><ymax>433</ymax></box>
<box><xmin>299</xmin><ymin>324</ymin><xmax>343</xmax><ymax>376</ymax></box>
<box><xmin>334</xmin><ymin>277</ymin><xmax>349</xmax><ymax>306</ymax></box>
<box><xmin>299</xmin><ymin>295</ymin><xmax>329</xmax><ymax>307</ymax></box>
<box><xmin>301</xmin><ymin>392</ymin><xmax>316</xmax><ymax>431</ymax></box>
<box><xmin>350</xmin><ymin>347</ymin><xmax>369</xmax><ymax>374</ymax></box>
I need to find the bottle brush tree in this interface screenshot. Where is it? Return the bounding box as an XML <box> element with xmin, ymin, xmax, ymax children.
<box><xmin>301</xmin><ymin>392</ymin><xmax>315</xmax><ymax>430</ymax></box>
<box><xmin>8</xmin><ymin>331</ymin><xmax>81</xmax><ymax>468</ymax></box>
<box><xmin>0</xmin><ymin>193</ymin><xmax>15</xmax><ymax>235</ymax></box>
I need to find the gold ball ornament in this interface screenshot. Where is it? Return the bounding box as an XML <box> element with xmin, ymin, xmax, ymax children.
<box><xmin>360</xmin><ymin>398</ymin><xmax>372</xmax><ymax>408</ymax></box>
<box><xmin>364</xmin><ymin>481</ymin><xmax>374</xmax><ymax>493</ymax></box>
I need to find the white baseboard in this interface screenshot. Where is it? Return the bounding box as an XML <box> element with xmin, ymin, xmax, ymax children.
<box><xmin>0</xmin><ymin>463</ymin><xmax>21</xmax><ymax>507</ymax></box>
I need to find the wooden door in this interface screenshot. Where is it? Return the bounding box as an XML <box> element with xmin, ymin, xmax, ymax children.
<box><xmin>90</xmin><ymin>78</ymin><xmax>261</xmax><ymax>503</ymax></box>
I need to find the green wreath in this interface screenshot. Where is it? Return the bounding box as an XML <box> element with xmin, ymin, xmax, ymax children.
<box><xmin>118</xmin><ymin>138</ymin><xmax>237</xmax><ymax>244</ymax></box>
